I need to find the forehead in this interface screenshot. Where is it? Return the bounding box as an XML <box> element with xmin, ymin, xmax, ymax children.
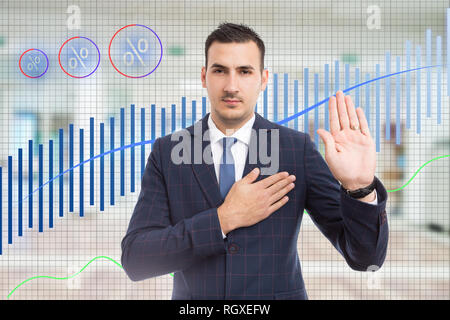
<box><xmin>207</xmin><ymin>41</ymin><xmax>260</xmax><ymax>69</ymax></box>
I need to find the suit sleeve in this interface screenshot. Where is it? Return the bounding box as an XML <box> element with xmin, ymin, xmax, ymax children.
<box><xmin>121</xmin><ymin>137</ymin><xmax>226</xmax><ymax>281</ymax></box>
<box><xmin>303</xmin><ymin>133</ymin><xmax>389</xmax><ymax>271</ymax></box>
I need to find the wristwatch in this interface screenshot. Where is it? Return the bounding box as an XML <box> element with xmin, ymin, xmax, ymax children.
<box><xmin>342</xmin><ymin>177</ymin><xmax>377</xmax><ymax>199</ymax></box>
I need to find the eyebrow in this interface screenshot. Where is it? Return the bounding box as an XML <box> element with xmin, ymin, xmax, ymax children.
<box><xmin>210</xmin><ymin>63</ymin><xmax>255</xmax><ymax>70</ymax></box>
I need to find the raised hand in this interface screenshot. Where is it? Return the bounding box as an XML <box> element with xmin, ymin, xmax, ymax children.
<box><xmin>316</xmin><ymin>90</ymin><xmax>376</xmax><ymax>192</ymax></box>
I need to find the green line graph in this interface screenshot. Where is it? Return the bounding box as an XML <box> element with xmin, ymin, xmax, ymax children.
<box><xmin>7</xmin><ymin>255</ymin><xmax>123</xmax><ymax>299</ymax></box>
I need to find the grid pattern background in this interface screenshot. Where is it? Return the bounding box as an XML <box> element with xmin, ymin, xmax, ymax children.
<box><xmin>0</xmin><ymin>0</ymin><xmax>449</xmax><ymax>300</ymax></box>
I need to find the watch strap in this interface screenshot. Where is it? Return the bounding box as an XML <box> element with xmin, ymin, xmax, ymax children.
<box><xmin>343</xmin><ymin>177</ymin><xmax>377</xmax><ymax>199</ymax></box>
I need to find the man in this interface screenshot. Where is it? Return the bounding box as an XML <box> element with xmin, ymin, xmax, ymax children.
<box><xmin>121</xmin><ymin>23</ymin><xmax>388</xmax><ymax>300</ymax></box>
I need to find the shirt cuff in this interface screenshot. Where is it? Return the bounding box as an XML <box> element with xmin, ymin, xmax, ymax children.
<box><xmin>357</xmin><ymin>190</ymin><xmax>378</xmax><ymax>205</ymax></box>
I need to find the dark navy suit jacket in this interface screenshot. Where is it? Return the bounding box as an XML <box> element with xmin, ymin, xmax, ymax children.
<box><xmin>121</xmin><ymin>111</ymin><xmax>389</xmax><ymax>300</ymax></box>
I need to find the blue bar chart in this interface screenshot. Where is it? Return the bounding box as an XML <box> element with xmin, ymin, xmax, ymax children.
<box><xmin>0</xmin><ymin>9</ymin><xmax>449</xmax><ymax>256</ymax></box>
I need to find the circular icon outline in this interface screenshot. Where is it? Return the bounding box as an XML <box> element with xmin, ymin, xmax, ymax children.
<box><xmin>19</xmin><ymin>48</ymin><xmax>49</xmax><ymax>79</ymax></box>
<box><xmin>58</xmin><ymin>36</ymin><xmax>101</xmax><ymax>78</ymax></box>
<box><xmin>108</xmin><ymin>24</ymin><xmax>163</xmax><ymax>78</ymax></box>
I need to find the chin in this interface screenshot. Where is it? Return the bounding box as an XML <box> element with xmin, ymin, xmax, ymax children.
<box><xmin>218</xmin><ymin>107</ymin><xmax>246</xmax><ymax>120</ymax></box>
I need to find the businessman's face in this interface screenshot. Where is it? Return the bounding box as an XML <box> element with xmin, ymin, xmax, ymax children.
<box><xmin>201</xmin><ymin>41</ymin><xmax>268</xmax><ymax>129</ymax></box>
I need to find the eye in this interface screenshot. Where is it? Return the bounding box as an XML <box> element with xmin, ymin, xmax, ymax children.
<box><xmin>213</xmin><ymin>69</ymin><xmax>223</xmax><ymax>73</ymax></box>
<box><xmin>241</xmin><ymin>70</ymin><xmax>251</xmax><ymax>75</ymax></box>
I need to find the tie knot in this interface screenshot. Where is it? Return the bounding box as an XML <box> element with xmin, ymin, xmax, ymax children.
<box><xmin>222</xmin><ymin>137</ymin><xmax>237</xmax><ymax>151</ymax></box>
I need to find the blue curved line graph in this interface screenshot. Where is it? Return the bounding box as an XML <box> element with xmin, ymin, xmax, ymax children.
<box><xmin>20</xmin><ymin>64</ymin><xmax>441</xmax><ymax>203</ymax></box>
<box><xmin>277</xmin><ymin>64</ymin><xmax>440</xmax><ymax>125</ymax></box>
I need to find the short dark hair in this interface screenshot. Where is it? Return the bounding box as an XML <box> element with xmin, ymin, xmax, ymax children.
<box><xmin>205</xmin><ymin>22</ymin><xmax>265</xmax><ymax>72</ymax></box>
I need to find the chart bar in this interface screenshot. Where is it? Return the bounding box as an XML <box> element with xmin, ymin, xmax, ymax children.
<box><xmin>375</xmin><ymin>64</ymin><xmax>380</xmax><ymax>153</ymax></box>
<box><xmin>181</xmin><ymin>97</ymin><xmax>186</xmax><ymax>129</ymax></box>
<box><xmin>263</xmin><ymin>86</ymin><xmax>268</xmax><ymax>119</ymax></box>
<box><xmin>38</xmin><ymin>145</ymin><xmax>43</xmax><ymax>232</ymax></box>
<box><xmin>304</xmin><ymin>68</ymin><xmax>309</xmax><ymax>134</ymax></box>
<box><xmin>49</xmin><ymin>140</ymin><xmax>53</xmax><ymax>228</ymax></box>
<box><xmin>28</xmin><ymin>140</ymin><xmax>33</xmax><ymax>227</ymax></box>
<box><xmin>396</xmin><ymin>56</ymin><xmax>401</xmax><ymax>145</ymax></box>
<box><xmin>100</xmin><ymin>123</ymin><xmax>104</xmax><ymax>212</ymax></box>
<box><xmin>171</xmin><ymin>104</ymin><xmax>176</xmax><ymax>133</ymax></box>
<box><xmin>80</xmin><ymin>129</ymin><xmax>84</xmax><ymax>217</ymax></box>
<box><xmin>406</xmin><ymin>40</ymin><xmax>411</xmax><ymax>129</ymax></box>
<box><xmin>355</xmin><ymin>68</ymin><xmax>360</xmax><ymax>108</ymax></box>
<box><xmin>314</xmin><ymin>73</ymin><xmax>319</xmax><ymax>148</ymax></box>
<box><xmin>447</xmin><ymin>8</ymin><xmax>449</xmax><ymax>96</ymax></box>
<box><xmin>8</xmin><ymin>156</ymin><xmax>13</xmax><ymax>242</ymax></box>
<box><xmin>437</xmin><ymin>36</ymin><xmax>442</xmax><ymax>124</ymax></box>
<box><xmin>426</xmin><ymin>29</ymin><xmax>432</xmax><ymax>117</ymax></box>
<box><xmin>335</xmin><ymin>60</ymin><xmax>339</xmax><ymax>91</ymax></box>
<box><xmin>141</xmin><ymin>108</ymin><xmax>145</xmax><ymax>178</ymax></box>
<box><xmin>385</xmin><ymin>52</ymin><xmax>391</xmax><ymax>140</ymax></box>
<box><xmin>324</xmin><ymin>64</ymin><xmax>329</xmax><ymax>131</ymax></box>
<box><xmin>192</xmin><ymin>100</ymin><xmax>196</xmax><ymax>125</ymax></box>
<box><xmin>284</xmin><ymin>73</ymin><xmax>288</xmax><ymax>127</ymax></box>
<box><xmin>202</xmin><ymin>97</ymin><xmax>206</xmax><ymax>118</ymax></box>
<box><xmin>18</xmin><ymin>149</ymin><xmax>22</xmax><ymax>236</ymax></box>
<box><xmin>59</xmin><ymin>129</ymin><xmax>63</xmax><ymax>217</ymax></box>
<box><xmin>110</xmin><ymin>117</ymin><xmax>115</xmax><ymax>206</ymax></box>
<box><xmin>151</xmin><ymin>104</ymin><xmax>156</xmax><ymax>150</ymax></box>
<box><xmin>273</xmin><ymin>73</ymin><xmax>278</xmax><ymax>122</ymax></box>
<box><xmin>131</xmin><ymin>104</ymin><xmax>135</xmax><ymax>193</ymax></box>
<box><xmin>345</xmin><ymin>63</ymin><xmax>349</xmax><ymax>89</ymax></box>
<box><xmin>365</xmin><ymin>73</ymin><xmax>371</xmax><ymax>129</ymax></box>
<box><xmin>294</xmin><ymin>79</ymin><xmax>298</xmax><ymax>131</ymax></box>
<box><xmin>69</xmin><ymin>124</ymin><xmax>74</xmax><ymax>212</ymax></box>
<box><xmin>120</xmin><ymin>108</ymin><xmax>125</xmax><ymax>197</ymax></box>
<box><xmin>162</xmin><ymin>107</ymin><xmax>166</xmax><ymax>137</ymax></box>
<box><xmin>90</xmin><ymin>117</ymin><xmax>94</xmax><ymax>206</ymax></box>
<box><xmin>416</xmin><ymin>45</ymin><xmax>421</xmax><ymax>134</ymax></box>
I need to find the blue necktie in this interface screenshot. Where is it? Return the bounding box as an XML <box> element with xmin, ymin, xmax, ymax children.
<box><xmin>219</xmin><ymin>137</ymin><xmax>237</xmax><ymax>200</ymax></box>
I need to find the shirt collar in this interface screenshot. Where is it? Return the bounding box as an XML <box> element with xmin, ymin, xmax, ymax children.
<box><xmin>207</xmin><ymin>112</ymin><xmax>255</xmax><ymax>146</ymax></box>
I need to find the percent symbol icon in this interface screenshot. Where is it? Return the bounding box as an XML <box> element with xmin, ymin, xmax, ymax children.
<box><xmin>123</xmin><ymin>38</ymin><xmax>148</xmax><ymax>66</ymax></box>
<box><xmin>108</xmin><ymin>24</ymin><xmax>163</xmax><ymax>78</ymax></box>
<box><xmin>19</xmin><ymin>48</ymin><xmax>49</xmax><ymax>78</ymax></box>
<box><xmin>58</xmin><ymin>36</ymin><xmax>100</xmax><ymax>78</ymax></box>
<box><xmin>69</xmin><ymin>47</ymin><xmax>89</xmax><ymax>70</ymax></box>
<box><xmin>27</xmin><ymin>56</ymin><xmax>40</xmax><ymax>71</ymax></box>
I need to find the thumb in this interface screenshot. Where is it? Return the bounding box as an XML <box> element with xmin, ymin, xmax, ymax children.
<box><xmin>317</xmin><ymin>129</ymin><xmax>337</xmax><ymax>156</ymax></box>
<box><xmin>243</xmin><ymin>167</ymin><xmax>260</xmax><ymax>183</ymax></box>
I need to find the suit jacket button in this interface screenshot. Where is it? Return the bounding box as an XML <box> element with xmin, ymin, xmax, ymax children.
<box><xmin>228</xmin><ymin>243</ymin><xmax>239</xmax><ymax>254</ymax></box>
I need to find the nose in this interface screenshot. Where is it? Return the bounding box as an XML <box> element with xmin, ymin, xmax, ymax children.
<box><xmin>223</xmin><ymin>71</ymin><xmax>239</xmax><ymax>94</ymax></box>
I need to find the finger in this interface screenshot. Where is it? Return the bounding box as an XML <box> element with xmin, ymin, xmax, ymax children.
<box><xmin>268</xmin><ymin>181</ymin><xmax>295</xmax><ymax>205</ymax></box>
<box><xmin>242</xmin><ymin>167</ymin><xmax>260</xmax><ymax>183</ymax></box>
<box><xmin>267</xmin><ymin>196</ymin><xmax>289</xmax><ymax>215</ymax></box>
<box><xmin>344</xmin><ymin>95</ymin><xmax>359</xmax><ymax>130</ymax></box>
<box><xmin>336</xmin><ymin>90</ymin><xmax>350</xmax><ymax>129</ymax></box>
<box><xmin>266</xmin><ymin>174</ymin><xmax>295</xmax><ymax>195</ymax></box>
<box><xmin>328</xmin><ymin>95</ymin><xmax>340</xmax><ymax>135</ymax></box>
<box><xmin>257</xmin><ymin>171</ymin><xmax>289</xmax><ymax>188</ymax></box>
<box><xmin>356</xmin><ymin>107</ymin><xmax>371</xmax><ymax>136</ymax></box>
<box><xmin>317</xmin><ymin>129</ymin><xmax>337</xmax><ymax>156</ymax></box>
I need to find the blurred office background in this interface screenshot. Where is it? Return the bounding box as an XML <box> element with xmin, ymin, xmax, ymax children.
<box><xmin>0</xmin><ymin>0</ymin><xmax>448</xmax><ymax>299</ymax></box>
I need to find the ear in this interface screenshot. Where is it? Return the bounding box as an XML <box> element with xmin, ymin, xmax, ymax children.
<box><xmin>260</xmin><ymin>69</ymin><xmax>269</xmax><ymax>92</ymax></box>
<box><xmin>201</xmin><ymin>66</ymin><xmax>207</xmax><ymax>88</ymax></box>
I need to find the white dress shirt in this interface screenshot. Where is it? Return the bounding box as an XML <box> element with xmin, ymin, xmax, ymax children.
<box><xmin>207</xmin><ymin>113</ymin><xmax>378</xmax><ymax>238</ymax></box>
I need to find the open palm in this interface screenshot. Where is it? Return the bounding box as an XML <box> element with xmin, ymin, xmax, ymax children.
<box><xmin>317</xmin><ymin>90</ymin><xmax>376</xmax><ymax>191</ymax></box>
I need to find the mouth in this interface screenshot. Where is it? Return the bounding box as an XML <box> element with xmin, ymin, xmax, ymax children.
<box><xmin>222</xmin><ymin>99</ymin><xmax>241</xmax><ymax>105</ymax></box>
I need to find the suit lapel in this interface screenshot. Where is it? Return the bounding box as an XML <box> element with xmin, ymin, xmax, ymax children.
<box><xmin>188</xmin><ymin>111</ymin><xmax>276</xmax><ymax>208</ymax></box>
